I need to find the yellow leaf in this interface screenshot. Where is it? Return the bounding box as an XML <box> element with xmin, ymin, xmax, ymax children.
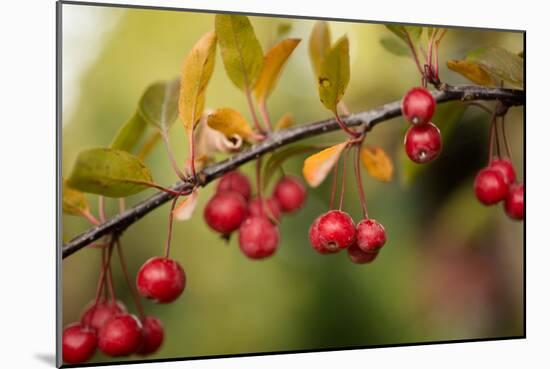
<box><xmin>318</xmin><ymin>36</ymin><xmax>350</xmax><ymax>113</ymax></box>
<box><xmin>179</xmin><ymin>31</ymin><xmax>217</xmax><ymax>133</ymax></box>
<box><xmin>309</xmin><ymin>21</ymin><xmax>331</xmax><ymax>77</ymax></box>
<box><xmin>360</xmin><ymin>146</ymin><xmax>394</xmax><ymax>182</ymax></box>
<box><xmin>447</xmin><ymin>60</ymin><xmax>493</xmax><ymax>86</ymax></box>
<box><xmin>302</xmin><ymin>142</ymin><xmax>347</xmax><ymax>187</ymax></box>
<box><xmin>62</xmin><ymin>179</ymin><xmax>89</xmax><ymax>216</ymax></box>
<box><xmin>254</xmin><ymin>38</ymin><xmax>300</xmax><ymax>104</ymax></box>
<box><xmin>207</xmin><ymin>108</ymin><xmax>259</xmax><ymax>142</ymax></box>
<box><xmin>274</xmin><ymin>112</ymin><xmax>294</xmax><ymax>130</ymax></box>
<box><xmin>173</xmin><ymin>190</ymin><xmax>200</xmax><ymax>221</ymax></box>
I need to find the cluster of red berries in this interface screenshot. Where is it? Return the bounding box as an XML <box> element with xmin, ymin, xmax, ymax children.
<box><xmin>309</xmin><ymin>210</ymin><xmax>387</xmax><ymax>264</ymax></box>
<box><xmin>474</xmin><ymin>157</ymin><xmax>524</xmax><ymax>220</ymax></box>
<box><xmin>204</xmin><ymin>171</ymin><xmax>307</xmax><ymax>259</ymax></box>
<box><xmin>402</xmin><ymin>87</ymin><xmax>442</xmax><ymax>164</ymax></box>
<box><xmin>62</xmin><ymin>299</ymin><xmax>164</xmax><ymax>364</ymax></box>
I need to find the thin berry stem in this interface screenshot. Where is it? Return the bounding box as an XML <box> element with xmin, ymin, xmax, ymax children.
<box><xmin>118</xmin><ymin>198</ymin><xmax>126</xmax><ymax>214</ymax></box>
<box><xmin>494</xmin><ymin>114</ymin><xmax>502</xmax><ymax>158</ymax></box>
<box><xmin>328</xmin><ymin>160</ymin><xmax>339</xmax><ymax>210</ymax></box>
<box><xmin>160</xmin><ymin>131</ymin><xmax>186</xmax><ymax>181</ymax></box>
<box><xmin>501</xmin><ymin>115</ymin><xmax>513</xmax><ymax>159</ymax></box>
<box><xmin>256</xmin><ymin>157</ymin><xmax>264</xmax><ymax>215</ymax></box>
<box><xmin>106</xmin><ymin>244</ymin><xmax>116</xmax><ymax>303</ymax></box>
<box><xmin>338</xmin><ymin>146</ymin><xmax>351</xmax><ymax>210</ymax></box>
<box><xmin>354</xmin><ymin>144</ymin><xmax>369</xmax><ymax>219</ymax></box>
<box><xmin>115</xmin><ymin>240</ymin><xmax>145</xmax><ymax>319</ymax></box>
<box><xmin>163</xmin><ymin>188</ymin><xmax>189</xmax><ymax>258</ymax></box>
<box><xmin>487</xmin><ymin>109</ymin><xmax>498</xmax><ymax>164</ymax></box>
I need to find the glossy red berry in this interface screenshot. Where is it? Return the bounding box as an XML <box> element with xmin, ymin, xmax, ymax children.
<box><xmin>204</xmin><ymin>191</ymin><xmax>248</xmax><ymax>234</ymax></box>
<box><xmin>273</xmin><ymin>176</ymin><xmax>307</xmax><ymax>213</ymax></box>
<box><xmin>404</xmin><ymin>122</ymin><xmax>442</xmax><ymax>163</ymax></box>
<box><xmin>62</xmin><ymin>323</ymin><xmax>97</xmax><ymax>364</ymax></box>
<box><xmin>216</xmin><ymin>171</ymin><xmax>252</xmax><ymax>201</ymax></box>
<box><xmin>347</xmin><ymin>244</ymin><xmax>379</xmax><ymax>264</ymax></box>
<box><xmin>137</xmin><ymin>316</ymin><xmax>164</xmax><ymax>355</ymax></box>
<box><xmin>401</xmin><ymin>87</ymin><xmax>436</xmax><ymax>125</ymax></box>
<box><xmin>490</xmin><ymin>158</ymin><xmax>516</xmax><ymax>185</ymax></box>
<box><xmin>249</xmin><ymin>197</ymin><xmax>282</xmax><ymax>222</ymax></box>
<box><xmin>136</xmin><ymin>257</ymin><xmax>186</xmax><ymax>303</ymax></box>
<box><xmin>474</xmin><ymin>168</ymin><xmax>508</xmax><ymax>205</ymax></box>
<box><xmin>309</xmin><ymin>216</ymin><xmax>337</xmax><ymax>254</ymax></box>
<box><xmin>238</xmin><ymin>216</ymin><xmax>280</xmax><ymax>259</ymax></box>
<box><xmin>81</xmin><ymin>299</ymin><xmax>126</xmax><ymax>332</ymax></box>
<box><xmin>98</xmin><ymin>314</ymin><xmax>143</xmax><ymax>357</ymax></box>
<box><xmin>356</xmin><ymin>219</ymin><xmax>387</xmax><ymax>253</ymax></box>
<box><xmin>504</xmin><ymin>183</ymin><xmax>524</xmax><ymax>220</ymax></box>
<box><xmin>316</xmin><ymin>210</ymin><xmax>356</xmax><ymax>252</ymax></box>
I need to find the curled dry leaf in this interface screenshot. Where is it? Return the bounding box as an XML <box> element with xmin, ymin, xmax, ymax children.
<box><xmin>274</xmin><ymin>112</ymin><xmax>294</xmax><ymax>130</ymax></box>
<box><xmin>447</xmin><ymin>60</ymin><xmax>493</xmax><ymax>86</ymax></box>
<box><xmin>360</xmin><ymin>146</ymin><xmax>394</xmax><ymax>182</ymax></box>
<box><xmin>207</xmin><ymin>108</ymin><xmax>261</xmax><ymax>143</ymax></box>
<box><xmin>173</xmin><ymin>190</ymin><xmax>200</xmax><ymax>221</ymax></box>
<box><xmin>302</xmin><ymin>142</ymin><xmax>347</xmax><ymax>187</ymax></box>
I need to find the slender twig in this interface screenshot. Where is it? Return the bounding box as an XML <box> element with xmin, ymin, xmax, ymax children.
<box><xmin>62</xmin><ymin>85</ymin><xmax>525</xmax><ymax>259</ymax></box>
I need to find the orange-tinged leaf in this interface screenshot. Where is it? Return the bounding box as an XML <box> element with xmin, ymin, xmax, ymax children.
<box><xmin>179</xmin><ymin>31</ymin><xmax>217</xmax><ymax>133</ymax></box>
<box><xmin>360</xmin><ymin>146</ymin><xmax>394</xmax><ymax>182</ymax></box>
<box><xmin>274</xmin><ymin>112</ymin><xmax>294</xmax><ymax>130</ymax></box>
<box><xmin>447</xmin><ymin>59</ymin><xmax>493</xmax><ymax>86</ymax></box>
<box><xmin>173</xmin><ymin>190</ymin><xmax>199</xmax><ymax>221</ymax></box>
<box><xmin>62</xmin><ymin>179</ymin><xmax>89</xmax><ymax>216</ymax></box>
<box><xmin>302</xmin><ymin>142</ymin><xmax>347</xmax><ymax>187</ymax></box>
<box><xmin>253</xmin><ymin>38</ymin><xmax>300</xmax><ymax>104</ymax></box>
<box><xmin>206</xmin><ymin>108</ymin><xmax>259</xmax><ymax>142</ymax></box>
<box><xmin>309</xmin><ymin>21</ymin><xmax>331</xmax><ymax>77</ymax></box>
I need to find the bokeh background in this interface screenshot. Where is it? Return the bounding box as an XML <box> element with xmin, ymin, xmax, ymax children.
<box><xmin>61</xmin><ymin>3</ymin><xmax>524</xmax><ymax>364</ymax></box>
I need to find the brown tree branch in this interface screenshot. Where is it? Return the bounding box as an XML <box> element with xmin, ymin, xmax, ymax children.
<box><xmin>62</xmin><ymin>84</ymin><xmax>525</xmax><ymax>259</ymax></box>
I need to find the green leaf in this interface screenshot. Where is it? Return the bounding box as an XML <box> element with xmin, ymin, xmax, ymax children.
<box><xmin>318</xmin><ymin>36</ymin><xmax>350</xmax><ymax>113</ymax></box>
<box><xmin>276</xmin><ymin>22</ymin><xmax>293</xmax><ymax>39</ymax></box>
<box><xmin>62</xmin><ymin>179</ymin><xmax>89</xmax><ymax>216</ymax></box>
<box><xmin>379</xmin><ymin>37</ymin><xmax>410</xmax><ymax>57</ymax></box>
<box><xmin>110</xmin><ymin>111</ymin><xmax>148</xmax><ymax>152</ymax></box>
<box><xmin>309</xmin><ymin>21</ymin><xmax>332</xmax><ymax>77</ymax></box>
<box><xmin>139</xmin><ymin>79</ymin><xmax>180</xmax><ymax>131</ymax></box>
<box><xmin>215</xmin><ymin>14</ymin><xmax>264</xmax><ymax>91</ymax></box>
<box><xmin>179</xmin><ymin>31</ymin><xmax>217</xmax><ymax>134</ymax></box>
<box><xmin>400</xmin><ymin>102</ymin><xmax>467</xmax><ymax>185</ymax></box>
<box><xmin>67</xmin><ymin>148</ymin><xmax>154</xmax><ymax>198</ymax></box>
<box><xmin>263</xmin><ymin>145</ymin><xmax>320</xmax><ymax>188</ymax></box>
<box><xmin>385</xmin><ymin>25</ymin><xmax>422</xmax><ymax>44</ymax></box>
<box><xmin>466</xmin><ymin>46</ymin><xmax>523</xmax><ymax>87</ymax></box>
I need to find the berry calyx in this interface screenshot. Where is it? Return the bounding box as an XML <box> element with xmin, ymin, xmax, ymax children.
<box><xmin>404</xmin><ymin>122</ymin><xmax>442</xmax><ymax>164</ymax></box>
<box><xmin>401</xmin><ymin>87</ymin><xmax>436</xmax><ymax>125</ymax></box>
<box><xmin>80</xmin><ymin>299</ymin><xmax>126</xmax><ymax>332</ymax></box>
<box><xmin>356</xmin><ymin>219</ymin><xmax>387</xmax><ymax>253</ymax></box>
<box><xmin>315</xmin><ymin>210</ymin><xmax>356</xmax><ymax>252</ymax></box>
<box><xmin>204</xmin><ymin>191</ymin><xmax>248</xmax><ymax>235</ymax></box>
<box><xmin>249</xmin><ymin>197</ymin><xmax>282</xmax><ymax>222</ymax></box>
<box><xmin>216</xmin><ymin>171</ymin><xmax>252</xmax><ymax>201</ymax></box>
<box><xmin>98</xmin><ymin>314</ymin><xmax>143</xmax><ymax>357</ymax></box>
<box><xmin>137</xmin><ymin>316</ymin><xmax>164</xmax><ymax>355</ymax></box>
<box><xmin>347</xmin><ymin>244</ymin><xmax>379</xmax><ymax>264</ymax></box>
<box><xmin>474</xmin><ymin>168</ymin><xmax>508</xmax><ymax>205</ymax></box>
<box><xmin>273</xmin><ymin>176</ymin><xmax>307</xmax><ymax>213</ymax></box>
<box><xmin>62</xmin><ymin>323</ymin><xmax>97</xmax><ymax>364</ymax></box>
<box><xmin>490</xmin><ymin>158</ymin><xmax>516</xmax><ymax>185</ymax></box>
<box><xmin>238</xmin><ymin>216</ymin><xmax>280</xmax><ymax>259</ymax></box>
<box><xmin>136</xmin><ymin>257</ymin><xmax>186</xmax><ymax>303</ymax></box>
<box><xmin>504</xmin><ymin>183</ymin><xmax>524</xmax><ymax>220</ymax></box>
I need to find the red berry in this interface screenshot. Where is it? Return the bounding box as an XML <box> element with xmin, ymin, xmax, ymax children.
<box><xmin>356</xmin><ymin>219</ymin><xmax>387</xmax><ymax>253</ymax></box>
<box><xmin>347</xmin><ymin>244</ymin><xmax>379</xmax><ymax>264</ymax></box>
<box><xmin>309</xmin><ymin>216</ymin><xmax>337</xmax><ymax>254</ymax></box>
<box><xmin>504</xmin><ymin>183</ymin><xmax>524</xmax><ymax>220</ymax></box>
<box><xmin>98</xmin><ymin>314</ymin><xmax>143</xmax><ymax>357</ymax></box>
<box><xmin>404</xmin><ymin>122</ymin><xmax>442</xmax><ymax>163</ymax></box>
<box><xmin>401</xmin><ymin>87</ymin><xmax>436</xmax><ymax>125</ymax></box>
<box><xmin>238</xmin><ymin>216</ymin><xmax>280</xmax><ymax>259</ymax></box>
<box><xmin>273</xmin><ymin>176</ymin><xmax>307</xmax><ymax>213</ymax></box>
<box><xmin>474</xmin><ymin>168</ymin><xmax>508</xmax><ymax>205</ymax></box>
<box><xmin>216</xmin><ymin>171</ymin><xmax>252</xmax><ymax>201</ymax></box>
<box><xmin>62</xmin><ymin>323</ymin><xmax>97</xmax><ymax>364</ymax></box>
<box><xmin>490</xmin><ymin>158</ymin><xmax>516</xmax><ymax>185</ymax></box>
<box><xmin>137</xmin><ymin>316</ymin><xmax>164</xmax><ymax>355</ymax></box>
<box><xmin>81</xmin><ymin>299</ymin><xmax>126</xmax><ymax>332</ymax></box>
<box><xmin>249</xmin><ymin>197</ymin><xmax>282</xmax><ymax>222</ymax></box>
<box><xmin>136</xmin><ymin>257</ymin><xmax>186</xmax><ymax>303</ymax></box>
<box><xmin>204</xmin><ymin>191</ymin><xmax>248</xmax><ymax>234</ymax></box>
<box><xmin>316</xmin><ymin>210</ymin><xmax>356</xmax><ymax>252</ymax></box>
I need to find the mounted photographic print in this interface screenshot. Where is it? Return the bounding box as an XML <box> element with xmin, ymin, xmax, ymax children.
<box><xmin>58</xmin><ymin>1</ymin><xmax>525</xmax><ymax>366</ymax></box>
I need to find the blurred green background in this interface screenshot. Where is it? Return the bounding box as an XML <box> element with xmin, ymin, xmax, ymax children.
<box><xmin>61</xmin><ymin>4</ymin><xmax>524</xmax><ymax>364</ymax></box>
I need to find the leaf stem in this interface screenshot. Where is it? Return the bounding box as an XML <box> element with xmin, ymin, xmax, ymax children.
<box><xmin>115</xmin><ymin>240</ymin><xmax>145</xmax><ymax>319</ymax></box>
<box><xmin>80</xmin><ymin>209</ymin><xmax>100</xmax><ymax>226</ymax></box>
<box><xmin>404</xmin><ymin>31</ymin><xmax>424</xmax><ymax>80</ymax></box>
<box><xmin>98</xmin><ymin>196</ymin><xmax>106</xmax><ymax>223</ymax></box>
<box><xmin>335</xmin><ymin>112</ymin><xmax>360</xmax><ymax>138</ymax></box>
<box><xmin>160</xmin><ymin>131</ymin><xmax>187</xmax><ymax>181</ymax></box>
<box><xmin>258</xmin><ymin>100</ymin><xmax>274</xmax><ymax>132</ymax></box>
<box><xmin>246</xmin><ymin>87</ymin><xmax>266</xmax><ymax>133</ymax></box>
